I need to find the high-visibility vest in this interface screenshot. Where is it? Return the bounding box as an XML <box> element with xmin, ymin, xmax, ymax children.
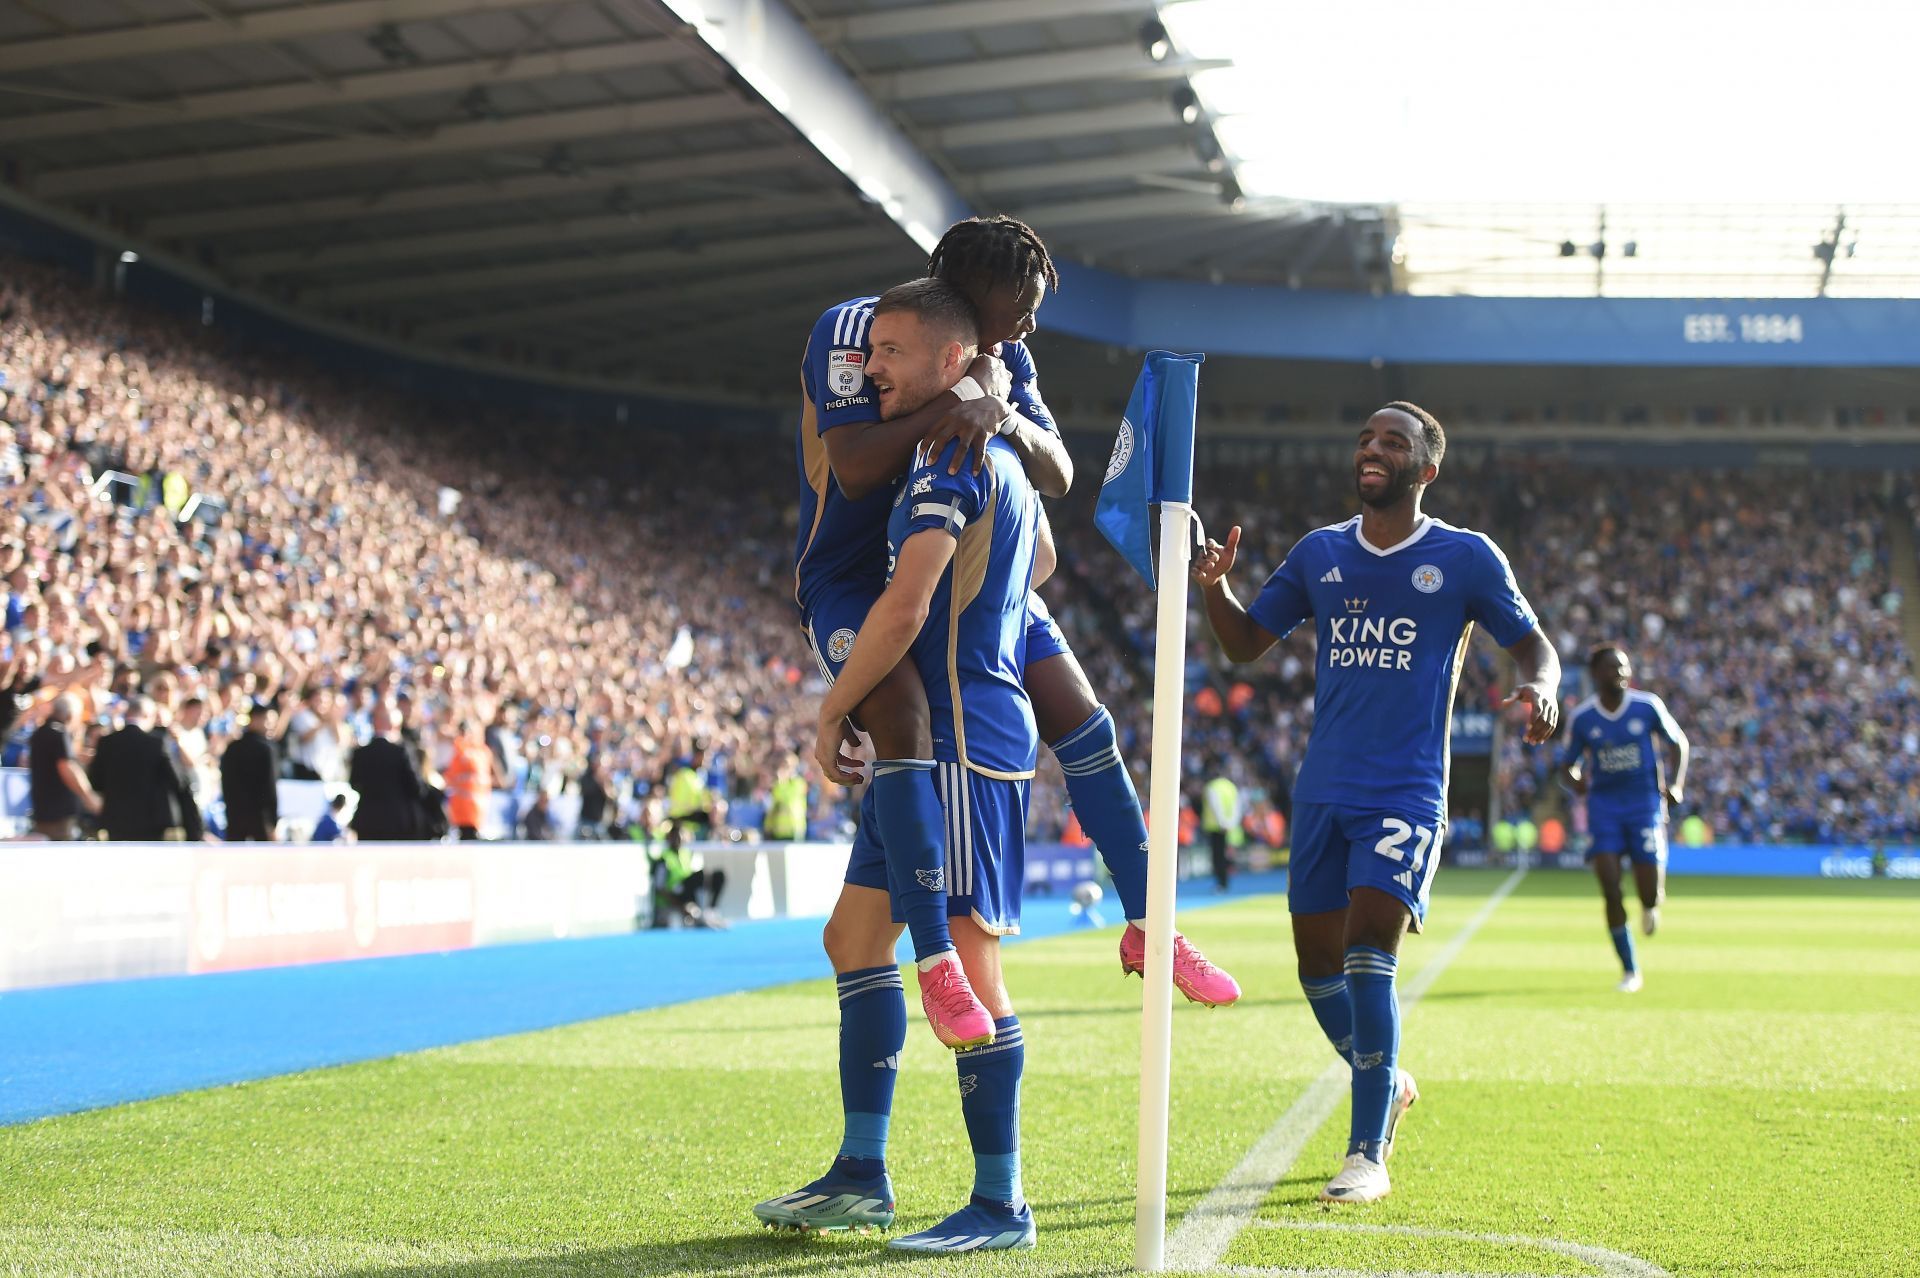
<box><xmin>765</xmin><ymin>776</ymin><xmax>807</xmax><ymax>840</ymax></box>
<box><xmin>667</xmin><ymin>766</ymin><xmax>709</xmax><ymax>821</ymax></box>
<box><xmin>1201</xmin><ymin>777</ymin><xmax>1241</xmax><ymax>834</ymax></box>
<box><xmin>443</xmin><ymin>738</ymin><xmax>492</xmax><ymax>829</ymax></box>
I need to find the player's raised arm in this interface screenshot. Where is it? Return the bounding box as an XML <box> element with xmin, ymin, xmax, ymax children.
<box><xmin>922</xmin><ymin>342</ymin><xmax>1073</xmax><ymax>496</ymax></box>
<box><xmin>814</xmin><ymin>530</ymin><xmax>956</xmax><ymax>780</ymax></box>
<box><xmin>1498</xmin><ymin>628</ymin><xmax>1562</xmax><ymax>745</ymax></box>
<box><xmin>1192</xmin><ymin>525</ymin><xmax>1284</xmax><ymax>664</ymax></box>
<box><xmin>822</xmin><ymin>358</ymin><xmax>1011</xmax><ymax>500</ymax></box>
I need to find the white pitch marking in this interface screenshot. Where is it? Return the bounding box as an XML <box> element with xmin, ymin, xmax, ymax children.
<box><xmin>1164</xmin><ymin>867</ymin><xmax>1529</xmax><ymax>1272</ymax></box>
<box><xmin>1238</xmin><ymin>1218</ymin><xmax>1673</xmax><ymax>1278</ymax></box>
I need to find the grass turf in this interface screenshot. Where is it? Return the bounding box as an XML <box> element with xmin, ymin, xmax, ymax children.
<box><xmin>1</xmin><ymin>869</ymin><xmax>1915</xmax><ymax>1277</ymax></box>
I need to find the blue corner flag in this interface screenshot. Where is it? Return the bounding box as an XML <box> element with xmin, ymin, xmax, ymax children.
<box><xmin>1094</xmin><ymin>351</ymin><xmax>1204</xmax><ymax>586</ymax></box>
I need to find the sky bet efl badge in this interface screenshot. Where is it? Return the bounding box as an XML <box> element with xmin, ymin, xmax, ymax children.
<box><xmin>828</xmin><ymin>349</ymin><xmax>864</xmax><ymax>398</ymax></box>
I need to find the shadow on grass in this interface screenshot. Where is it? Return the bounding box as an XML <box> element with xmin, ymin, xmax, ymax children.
<box><xmin>333</xmin><ymin>1220</ymin><xmax>1131</xmax><ymax>1278</ymax></box>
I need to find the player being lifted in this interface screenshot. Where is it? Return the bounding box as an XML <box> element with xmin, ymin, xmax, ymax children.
<box><xmin>755</xmin><ymin>217</ymin><xmax>1237</xmax><ymax>1232</ymax></box>
<box><xmin>1192</xmin><ymin>402</ymin><xmax>1561</xmax><ymax>1205</ymax></box>
<box><xmin>1558</xmin><ymin>644</ymin><xmax>1689</xmax><ymax>993</ymax></box>
<box><xmin>783</xmin><ymin>278</ymin><xmax>1045</xmax><ymax>1250</ymax></box>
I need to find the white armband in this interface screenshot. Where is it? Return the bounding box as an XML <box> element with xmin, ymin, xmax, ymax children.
<box><xmin>996</xmin><ymin>410</ymin><xmax>1021</xmax><ymax>437</ymax></box>
<box><xmin>949</xmin><ymin>376</ymin><xmax>986</xmax><ymax>402</ymax></box>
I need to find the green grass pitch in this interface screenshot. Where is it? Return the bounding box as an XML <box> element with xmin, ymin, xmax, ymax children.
<box><xmin>2</xmin><ymin>869</ymin><xmax>1915</xmax><ymax>1277</ymax></box>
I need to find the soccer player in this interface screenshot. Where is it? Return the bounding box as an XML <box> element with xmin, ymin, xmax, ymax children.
<box><xmin>1558</xmin><ymin>644</ymin><xmax>1689</xmax><ymax>992</ymax></box>
<box><xmin>1192</xmin><ymin>402</ymin><xmax>1561</xmax><ymax>1205</ymax></box>
<box><xmin>805</xmin><ymin>278</ymin><xmax>1043</xmax><ymax>1251</ymax></box>
<box><xmin>760</xmin><ymin>216</ymin><xmax>1240</xmax><ymax>1231</ymax></box>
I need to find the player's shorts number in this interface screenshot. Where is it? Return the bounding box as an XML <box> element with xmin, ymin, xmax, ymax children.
<box><xmin>1641</xmin><ymin>826</ymin><xmax>1665</xmax><ymax>857</ymax></box>
<box><xmin>1374</xmin><ymin>818</ymin><xmax>1435</xmax><ymax>874</ymax></box>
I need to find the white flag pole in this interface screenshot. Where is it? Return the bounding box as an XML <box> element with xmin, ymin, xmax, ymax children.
<box><xmin>1133</xmin><ymin>499</ymin><xmax>1193</xmax><ymax>1272</ymax></box>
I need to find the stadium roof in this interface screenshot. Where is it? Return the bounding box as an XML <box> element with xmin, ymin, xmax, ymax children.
<box><xmin>1</xmin><ymin>1</ymin><xmax>1916</xmax><ymax>408</ymax></box>
<box><xmin>0</xmin><ymin>0</ymin><xmax>1388</xmax><ymax>404</ymax></box>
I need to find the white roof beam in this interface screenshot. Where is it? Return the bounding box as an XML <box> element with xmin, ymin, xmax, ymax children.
<box><xmin>309</xmin><ymin>223</ymin><xmax>877</xmax><ymax>306</ymax></box>
<box><xmin>868</xmin><ymin>45</ymin><xmax>1225</xmax><ymax>102</ymax></box>
<box><xmin>232</xmin><ymin>191</ymin><xmax>846</xmax><ymax>276</ymax></box>
<box><xmin>141</xmin><ymin>144</ymin><xmax>804</xmax><ymax>239</ymax></box>
<box><xmin>0</xmin><ymin>0</ymin><xmax>548</xmax><ymax>74</ymax></box>
<box><xmin>810</xmin><ymin>0</ymin><xmax>1152</xmax><ymax>43</ymax></box>
<box><xmin>35</xmin><ymin>95</ymin><xmax>760</xmax><ymax>198</ymax></box>
<box><xmin>0</xmin><ymin>39</ymin><xmax>687</xmax><ymax>144</ymax></box>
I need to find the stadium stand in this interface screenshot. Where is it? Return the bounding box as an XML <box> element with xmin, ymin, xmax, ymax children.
<box><xmin>5</xmin><ymin>255</ymin><xmax>1918</xmax><ymax>849</ymax></box>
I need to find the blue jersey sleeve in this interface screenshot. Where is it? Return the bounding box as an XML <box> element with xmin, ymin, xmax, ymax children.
<box><xmin>1000</xmin><ymin>340</ymin><xmax>1057</xmax><ymax>435</ymax></box>
<box><xmin>1246</xmin><ymin>541</ymin><xmax>1314</xmax><ymax>640</ymax></box>
<box><xmin>1466</xmin><ymin>533</ymin><xmax>1538</xmax><ymax>648</ymax></box>
<box><xmin>802</xmin><ymin>302</ymin><xmax>878</xmax><ymax>433</ymax></box>
<box><xmin>1647</xmin><ymin>694</ymin><xmax>1688</xmax><ymax>747</ymax></box>
<box><xmin>901</xmin><ymin>439</ymin><xmax>988</xmax><ymax>541</ymax></box>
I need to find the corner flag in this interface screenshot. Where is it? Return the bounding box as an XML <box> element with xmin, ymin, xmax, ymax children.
<box><xmin>1094</xmin><ymin>352</ymin><xmax>1204</xmax><ymax>1272</ymax></box>
<box><xmin>1094</xmin><ymin>351</ymin><xmax>1204</xmax><ymax>586</ymax></box>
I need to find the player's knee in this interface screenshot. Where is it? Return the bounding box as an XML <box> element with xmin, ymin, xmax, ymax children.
<box><xmin>822</xmin><ymin>909</ymin><xmax>891</xmax><ymax>971</ymax></box>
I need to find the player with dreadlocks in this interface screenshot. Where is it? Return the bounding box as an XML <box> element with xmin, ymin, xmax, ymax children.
<box><xmin>756</xmin><ymin>215</ymin><xmax>1241</xmax><ymax>1248</ymax></box>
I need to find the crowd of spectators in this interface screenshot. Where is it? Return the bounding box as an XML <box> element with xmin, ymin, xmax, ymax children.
<box><xmin>5</xmin><ymin>254</ymin><xmax>1918</xmax><ymax>850</ymax></box>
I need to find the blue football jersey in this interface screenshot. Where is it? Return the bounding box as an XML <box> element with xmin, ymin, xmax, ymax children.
<box><xmin>886</xmin><ymin>437</ymin><xmax>1039</xmax><ymax>779</ymax></box>
<box><xmin>793</xmin><ymin>293</ymin><xmax>1058</xmax><ymax>612</ymax></box>
<box><xmin>1247</xmin><ymin>515</ymin><xmax>1539</xmax><ymax>820</ymax></box>
<box><xmin>1559</xmin><ymin>690</ymin><xmax>1686</xmax><ymax>812</ymax></box>
<box><xmin>794</xmin><ymin>296</ymin><xmax>886</xmax><ymax>609</ymax></box>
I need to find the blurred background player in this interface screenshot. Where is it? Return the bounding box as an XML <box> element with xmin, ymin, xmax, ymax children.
<box><xmin>1559</xmin><ymin>644</ymin><xmax>1690</xmax><ymax>993</ymax></box>
<box><xmin>1192</xmin><ymin>402</ymin><xmax>1561</xmax><ymax>1205</ymax></box>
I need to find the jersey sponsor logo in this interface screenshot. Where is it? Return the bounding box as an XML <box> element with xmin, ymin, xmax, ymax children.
<box><xmin>1343</xmin><ymin>596</ymin><xmax>1369</xmax><ymax>613</ymax></box>
<box><xmin>1325</xmin><ymin>614</ymin><xmax>1418</xmax><ymax>670</ymax></box>
<box><xmin>1320</xmin><ymin>566</ymin><xmax>1344</xmax><ymax>583</ymax></box>
<box><xmin>827</xmin><ymin>627</ymin><xmax>857</xmax><ymax>663</ymax></box>
<box><xmin>1105</xmin><ymin>416</ymin><xmax>1135</xmax><ymax>483</ymax></box>
<box><xmin>1411</xmin><ymin>563</ymin><xmax>1444</xmax><ymax>593</ymax></box>
<box><xmin>828</xmin><ymin>348</ymin><xmax>865</xmax><ymax>398</ymax></box>
<box><xmin>1598</xmin><ymin>743</ymin><xmax>1643</xmax><ymax>772</ymax></box>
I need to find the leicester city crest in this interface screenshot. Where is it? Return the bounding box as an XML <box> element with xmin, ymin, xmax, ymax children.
<box><xmin>827</xmin><ymin>628</ymin><xmax>856</xmax><ymax>663</ymax></box>
<box><xmin>1411</xmin><ymin>564</ymin><xmax>1444</xmax><ymax>594</ymax></box>
<box><xmin>1105</xmin><ymin>417</ymin><xmax>1136</xmax><ymax>484</ymax></box>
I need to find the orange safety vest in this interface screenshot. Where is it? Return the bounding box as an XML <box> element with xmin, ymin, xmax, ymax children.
<box><xmin>443</xmin><ymin>738</ymin><xmax>493</xmax><ymax>829</ymax></box>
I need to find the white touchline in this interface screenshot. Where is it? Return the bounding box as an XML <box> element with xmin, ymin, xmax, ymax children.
<box><xmin>1238</xmin><ymin>1219</ymin><xmax>1674</xmax><ymax>1278</ymax></box>
<box><xmin>1164</xmin><ymin>866</ymin><xmax>1530</xmax><ymax>1273</ymax></box>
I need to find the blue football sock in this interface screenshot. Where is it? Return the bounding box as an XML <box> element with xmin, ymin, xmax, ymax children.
<box><xmin>1344</xmin><ymin>946</ymin><xmax>1400</xmax><ymax>1162</ymax></box>
<box><xmin>958</xmin><ymin>1015</ymin><xmax>1025</xmax><ymax>1212</ymax></box>
<box><xmin>1609</xmin><ymin>924</ymin><xmax>1638</xmax><ymax>974</ymax></box>
<box><xmin>1300</xmin><ymin>973</ymin><xmax>1353</xmax><ymax>1060</ymax></box>
<box><xmin>872</xmin><ymin>761</ymin><xmax>954</xmax><ymax>962</ymax></box>
<box><xmin>1051</xmin><ymin>707</ymin><xmax>1149</xmax><ymax>922</ymax></box>
<box><xmin>834</xmin><ymin>965</ymin><xmax>905</xmax><ymax>1177</ymax></box>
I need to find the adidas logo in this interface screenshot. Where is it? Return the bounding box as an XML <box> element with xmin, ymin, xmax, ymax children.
<box><xmin>873</xmin><ymin>1053</ymin><xmax>901</xmax><ymax>1070</ymax></box>
<box><xmin>1395</xmin><ymin>870</ymin><xmax>1414</xmax><ymax>889</ymax></box>
<box><xmin>1320</xmin><ymin>566</ymin><xmax>1344</xmax><ymax>583</ymax></box>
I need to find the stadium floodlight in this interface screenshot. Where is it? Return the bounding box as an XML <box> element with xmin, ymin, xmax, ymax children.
<box><xmin>1140</xmin><ymin>18</ymin><xmax>1172</xmax><ymax>61</ymax></box>
<box><xmin>118</xmin><ymin>250</ymin><xmax>138</xmax><ymax>264</ymax></box>
<box><xmin>1161</xmin><ymin>0</ymin><xmax>1920</xmax><ymax>203</ymax></box>
<box><xmin>1171</xmin><ymin>86</ymin><xmax>1201</xmax><ymax>126</ymax></box>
